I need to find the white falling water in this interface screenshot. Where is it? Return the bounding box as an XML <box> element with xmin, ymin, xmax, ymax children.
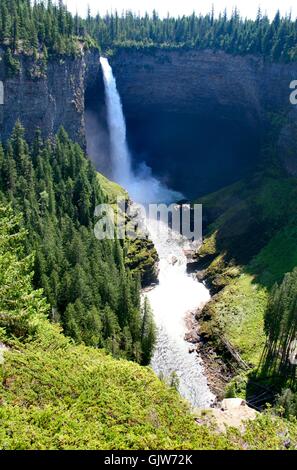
<box><xmin>100</xmin><ymin>57</ymin><xmax>215</xmax><ymax>408</ymax></box>
<box><xmin>100</xmin><ymin>58</ymin><xmax>132</xmax><ymax>186</ymax></box>
<box><xmin>100</xmin><ymin>57</ymin><xmax>181</xmax><ymax>204</ymax></box>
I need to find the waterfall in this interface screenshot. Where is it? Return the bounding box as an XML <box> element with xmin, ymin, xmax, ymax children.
<box><xmin>100</xmin><ymin>57</ymin><xmax>214</xmax><ymax>408</ymax></box>
<box><xmin>100</xmin><ymin>57</ymin><xmax>181</xmax><ymax>204</ymax></box>
<box><xmin>100</xmin><ymin>58</ymin><xmax>132</xmax><ymax>186</ymax></box>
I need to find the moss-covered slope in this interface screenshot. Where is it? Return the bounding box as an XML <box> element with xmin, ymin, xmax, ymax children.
<box><xmin>196</xmin><ymin>169</ymin><xmax>297</xmax><ymax>371</ymax></box>
<box><xmin>1</xmin><ymin>323</ymin><xmax>297</xmax><ymax>450</ymax></box>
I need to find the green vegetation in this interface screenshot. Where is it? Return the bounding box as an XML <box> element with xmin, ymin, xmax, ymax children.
<box><xmin>1</xmin><ymin>1</ymin><xmax>297</xmax><ymax>65</ymax></box>
<box><xmin>1</xmin><ymin>338</ymin><xmax>219</xmax><ymax>450</ymax></box>
<box><xmin>1</xmin><ymin>200</ymin><xmax>296</xmax><ymax>450</ymax></box>
<box><xmin>125</xmin><ymin>238</ymin><xmax>159</xmax><ymax>287</ymax></box>
<box><xmin>140</xmin><ymin>298</ymin><xmax>156</xmax><ymax>366</ymax></box>
<box><xmin>196</xmin><ymin>167</ymin><xmax>297</xmax><ymax>404</ymax></box>
<box><xmin>276</xmin><ymin>389</ymin><xmax>297</xmax><ymax>419</ymax></box>
<box><xmin>201</xmin><ymin>274</ymin><xmax>267</xmax><ymax>367</ymax></box>
<box><xmin>0</xmin><ymin>0</ymin><xmax>97</xmax><ymax>60</ymax></box>
<box><xmin>97</xmin><ymin>172</ymin><xmax>127</xmax><ymax>204</ymax></box>
<box><xmin>96</xmin><ymin>173</ymin><xmax>159</xmax><ymax>287</ymax></box>
<box><xmin>3</xmin><ymin>47</ymin><xmax>21</xmax><ymax>76</ymax></box>
<box><xmin>88</xmin><ymin>8</ymin><xmax>297</xmax><ymax>62</ymax></box>
<box><xmin>263</xmin><ymin>269</ymin><xmax>297</xmax><ymax>384</ymax></box>
<box><xmin>0</xmin><ymin>205</ymin><xmax>48</xmax><ymax>339</ymax></box>
<box><xmin>0</xmin><ymin>123</ymin><xmax>156</xmax><ymax>364</ymax></box>
<box><xmin>2</xmin><ymin>328</ymin><xmax>297</xmax><ymax>450</ymax></box>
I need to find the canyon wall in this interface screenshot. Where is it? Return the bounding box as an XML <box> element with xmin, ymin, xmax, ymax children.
<box><xmin>110</xmin><ymin>49</ymin><xmax>297</xmax><ymax>125</ymax></box>
<box><xmin>1</xmin><ymin>47</ymin><xmax>297</xmax><ymax>190</ymax></box>
<box><xmin>0</xmin><ymin>47</ymin><xmax>101</xmax><ymax>147</ymax></box>
<box><xmin>109</xmin><ymin>49</ymin><xmax>297</xmax><ymax>195</ymax></box>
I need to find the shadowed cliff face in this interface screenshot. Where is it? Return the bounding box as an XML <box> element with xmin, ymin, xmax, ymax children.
<box><xmin>1</xmin><ymin>47</ymin><xmax>297</xmax><ymax>199</ymax></box>
<box><xmin>110</xmin><ymin>49</ymin><xmax>263</xmax><ymax>198</ymax></box>
<box><xmin>85</xmin><ymin>62</ymin><xmax>112</xmax><ymax>177</ymax></box>
<box><xmin>106</xmin><ymin>49</ymin><xmax>297</xmax><ymax>198</ymax></box>
<box><xmin>0</xmin><ymin>48</ymin><xmax>101</xmax><ymax>147</ymax></box>
<box><xmin>125</xmin><ymin>111</ymin><xmax>260</xmax><ymax>199</ymax></box>
<box><xmin>111</xmin><ymin>50</ymin><xmax>262</xmax><ymax>123</ymax></box>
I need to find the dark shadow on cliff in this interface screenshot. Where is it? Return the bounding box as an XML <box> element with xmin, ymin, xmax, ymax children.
<box><xmin>85</xmin><ymin>75</ymin><xmax>112</xmax><ymax>178</ymax></box>
<box><xmin>125</xmin><ymin>112</ymin><xmax>261</xmax><ymax>201</ymax></box>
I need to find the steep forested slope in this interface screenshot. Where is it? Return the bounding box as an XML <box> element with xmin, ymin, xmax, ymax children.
<box><xmin>0</xmin><ymin>123</ymin><xmax>155</xmax><ymax>364</ymax></box>
<box><xmin>0</xmin><ymin>203</ymin><xmax>297</xmax><ymax>450</ymax></box>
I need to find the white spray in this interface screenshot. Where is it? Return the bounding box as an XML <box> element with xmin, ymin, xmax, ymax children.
<box><xmin>100</xmin><ymin>57</ymin><xmax>214</xmax><ymax>407</ymax></box>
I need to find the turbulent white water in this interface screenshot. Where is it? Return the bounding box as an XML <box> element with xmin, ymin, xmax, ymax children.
<box><xmin>146</xmin><ymin>218</ymin><xmax>214</xmax><ymax>407</ymax></box>
<box><xmin>100</xmin><ymin>57</ymin><xmax>215</xmax><ymax>408</ymax></box>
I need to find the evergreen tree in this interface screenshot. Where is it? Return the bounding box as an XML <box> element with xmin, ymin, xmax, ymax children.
<box><xmin>263</xmin><ymin>268</ymin><xmax>297</xmax><ymax>383</ymax></box>
<box><xmin>0</xmin><ymin>123</ymin><xmax>152</xmax><ymax>364</ymax></box>
<box><xmin>1</xmin><ymin>1</ymin><xmax>296</xmax><ymax>62</ymax></box>
<box><xmin>0</xmin><ymin>204</ymin><xmax>48</xmax><ymax>337</ymax></box>
<box><xmin>141</xmin><ymin>297</ymin><xmax>156</xmax><ymax>365</ymax></box>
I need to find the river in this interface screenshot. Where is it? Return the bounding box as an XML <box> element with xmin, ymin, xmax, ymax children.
<box><xmin>100</xmin><ymin>56</ymin><xmax>215</xmax><ymax>408</ymax></box>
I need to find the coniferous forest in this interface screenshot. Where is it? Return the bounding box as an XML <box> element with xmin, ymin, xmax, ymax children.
<box><xmin>0</xmin><ymin>0</ymin><xmax>297</xmax><ymax>61</ymax></box>
<box><xmin>1</xmin><ymin>0</ymin><xmax>297</xmax><ymax>453</ymax></box>
<box><xmin>0</xmin><ymin>123</ymin><xmax>155</xmax><ymax>365</ymax></box>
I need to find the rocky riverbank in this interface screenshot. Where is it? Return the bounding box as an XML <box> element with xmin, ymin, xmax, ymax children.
<box><xmin>184</xmin><ymin>307</ymin><xmax>232</xmax><ymax>400</ymax></box>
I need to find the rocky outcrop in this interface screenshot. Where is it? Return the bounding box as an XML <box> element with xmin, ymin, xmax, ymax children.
<box><xmin>0</xmin><ymin>48</ymin><xmax>101</xmax><ymax>146</ymax></box>
<box><xmin>195</xmin><ymin>398</ymin><xmax>258</xmax><ymax>433</ymax></box>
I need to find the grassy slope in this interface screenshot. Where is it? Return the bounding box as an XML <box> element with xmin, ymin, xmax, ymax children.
<box><xmin>97</xmin><ymin>173</ymin><xmax>128</xmax><ymax>203</ymax></box>
<box><xmin>197</xmin><ymin>170</ymin><xmax>297</xmax><ymax>369</ymax></box>
<box><xmin>97</xmin><ymin>173</ymin><xmax>159</xmax><ymax>286</ymax></box>
<box><xmin>201</xmin><ymin>274</ymin><xmax>267</xmax><ymax>366</ymax></box>
<box><xmin>1</xmin><ymin>321</ymin><xmax>297</xmax><ymax>450</ymax></box>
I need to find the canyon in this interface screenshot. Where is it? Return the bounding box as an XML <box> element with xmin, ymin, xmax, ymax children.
<box><xmin>1</xmin><ymin>47</ymin><xmax>297</xmax><ymax>198</ymax></box>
